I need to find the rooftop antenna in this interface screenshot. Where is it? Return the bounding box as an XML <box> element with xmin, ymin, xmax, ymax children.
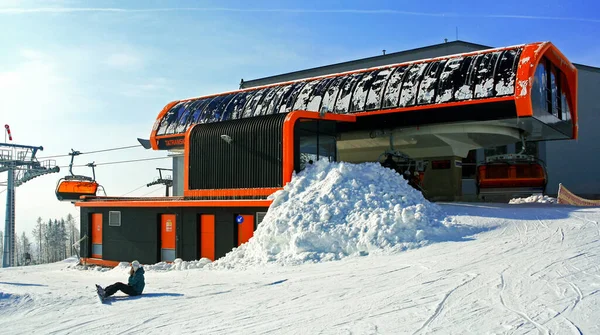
<box><xmin>382</xmin><ymin>49</ymin><xmax>386</xmax><ymax>55</ymax></box>
<box><xmin>456</xmin><ymin>26</ymin><xmax>459</xmax><ymax>40</ymax></box>
<box><xmin>444</xmin><ymin>38</ymin><xmax>448</xmax><ymax>43</ymax></box>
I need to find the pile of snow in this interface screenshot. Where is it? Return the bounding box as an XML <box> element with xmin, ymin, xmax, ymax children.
<box><xmin>142</xmin><ymin>258</ymin><xmax>212</xmax><ymax>271</ymax></box>
<box><xmin>509</xmin><ymin>194</ymin><xmax>557</xmax><ymax>204</ymax></box>
<box><xmin>212</xmin><ymin>160</ymin><xmax>458</xmax><ymax>269</ymax></box>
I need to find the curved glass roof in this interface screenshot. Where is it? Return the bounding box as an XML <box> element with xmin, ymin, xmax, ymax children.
<box><xmin>155</xmin><ymin>47</ymin><xmax>523</xmax><ymax>137</ymax></box>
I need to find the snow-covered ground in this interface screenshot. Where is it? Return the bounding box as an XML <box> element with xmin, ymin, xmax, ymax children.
<box><xmin>509</xmin><ymin>194</ymin><xmax>557</xmax><ymax>204</ymax></box>
<box><xmin>1</xmin><ymin>162</ymin><xmax>599</xmax><ymax>334</ymax></box>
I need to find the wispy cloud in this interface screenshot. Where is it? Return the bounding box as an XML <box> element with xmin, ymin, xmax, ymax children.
<box><xmin>0</xmin><ymin>7</ymin><xmax>599</xmax><ymax>23</ymax></box>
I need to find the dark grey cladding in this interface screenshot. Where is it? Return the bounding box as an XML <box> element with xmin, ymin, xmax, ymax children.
<box><xmin>156</xmin><ymin>48</ymin><xmax>523</xmax><ymax>136</ymax></box>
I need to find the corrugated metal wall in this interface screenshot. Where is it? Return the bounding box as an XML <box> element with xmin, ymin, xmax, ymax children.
<box><xmin>188</xmin><ymin>113</ymin><xmax>286</xmax><ymax>191</ymax></box>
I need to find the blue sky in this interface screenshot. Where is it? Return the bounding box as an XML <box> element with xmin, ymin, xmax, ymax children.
<box><xmin>1</xmin><ymin>0</ymin><xmax>599</xmax><ymax>235</ymax></box>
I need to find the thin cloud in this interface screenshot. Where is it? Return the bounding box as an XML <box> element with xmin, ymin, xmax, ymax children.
<box><xmin>0</xmin><ymin>7</ymin><xmax>598</xmax><ymax>23</ymax></box>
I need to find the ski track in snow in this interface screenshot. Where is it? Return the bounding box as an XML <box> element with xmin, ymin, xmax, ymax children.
<box><xmin>1</xmin><ymin>204</ymin><xmax>600</xmax><ymax>334</ymax></box>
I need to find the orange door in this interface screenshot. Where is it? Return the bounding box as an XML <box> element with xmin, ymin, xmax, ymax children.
<box><xmin>237</xmin><ymin>214</ymin><xmax>254</xmax><ymax>246</ymax></box>
<box><xmin>200</xmin><ymin>214</ymin><xmax>215</xmax><ymax>261</ymax></box>
<box><xmin>91</xmin><ymin>213</ymin><xmax>102</xmax><ymax>258</ymax></box>
<box><xmin>161</xmin><ymin>214</ymin><xmax>176</xmax><ymax>261</ymax></box>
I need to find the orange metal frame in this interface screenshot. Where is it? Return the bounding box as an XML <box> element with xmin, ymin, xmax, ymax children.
<box><xmin>181</xmin><ymin>110</ymin><xmax>356</xmax><ymax>197</ymax></box>
<box><xmin>75</xmin><ymin>199</ymin><xmax>273</xmax><ymax>208</ymax></box>
<box><xmin>514</xmin><ymin>42</ymin><xmax>578</xmax><ymax>139</ymax></box>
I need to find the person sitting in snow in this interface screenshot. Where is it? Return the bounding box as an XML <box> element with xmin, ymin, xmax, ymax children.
<box><xmin>97</xmin><ymin>260</ymin><xmax>145</xmax><ymax>298</ymax></box>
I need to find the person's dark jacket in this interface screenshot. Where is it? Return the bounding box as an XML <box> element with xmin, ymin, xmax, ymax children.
<box><xmin>128</xmin><ymin>267</ymin><xmax>145</xmax><ymax>295</ymax></box>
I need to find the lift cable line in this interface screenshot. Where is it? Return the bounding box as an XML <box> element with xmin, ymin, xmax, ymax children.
<box><xmin>38</xmin><ymin>144</ymin><xmax>142</xmax><ymax>159</ymax></box>
<box><xmin>146</xmin><ymin>168</ymin><xmax>173</xmax><ymax>196</ymax></box>
<box><xmin>57</xmin><ymin>156</ymin><xmax>170</xmax><ymax>169</ymax></box>
<box><xmin>120</xmin><ymin>184</ymin><xmax>148</xmax><ymax>197</ymax></box>
<box><xmin>2</xmin><ymin>124</ymin><xmax>60</xmax><ymax>268</ymax></box>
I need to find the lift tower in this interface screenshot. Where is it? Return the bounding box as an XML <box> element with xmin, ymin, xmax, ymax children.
<box><xmin>1</xmin><ymin>125</ymin><xmax>59</xmax><ymax>267</ymax></box>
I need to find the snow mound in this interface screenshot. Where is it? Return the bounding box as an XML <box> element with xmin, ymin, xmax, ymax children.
<box><xmin>509</xmin><ymin>195</ymin><xmax>557</xmax><ymax>204</ymax></box>
<box><xmin>143</xmin><ymin>258</ymin><xmax>212</xmax><ymax>271</ymax></box>
<box><xmin>212</xmin><ymin>160</ymin><xmax>457</xmax><ymax>268</ymax></box>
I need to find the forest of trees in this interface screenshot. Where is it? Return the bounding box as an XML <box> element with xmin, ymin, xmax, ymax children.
<box><xmin>0</xmin><ymin>213</ymin><xmax>80</xmax><ymax>266</ymax></box>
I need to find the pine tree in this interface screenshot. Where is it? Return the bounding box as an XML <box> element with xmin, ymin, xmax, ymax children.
<box><xmin>20</xmin><ymin>232</ymin><xmax>31</xmax><ymax>265</ymax></box>
<box><xmin>32</xmin><ymin>217</ymin><xmax>44</xmax><ymax>264</ymax></box>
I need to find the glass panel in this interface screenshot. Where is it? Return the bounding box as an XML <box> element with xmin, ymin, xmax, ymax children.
<box><xmin>165</xmin><ymin>101</ymin><xmax>191</xmax><ymax>135</ymax></box>
<box><xmin>436</xmin><ymin>57</ymin><xmax>463</xmax><ymax>103</ymax></box>
<box><xmin>176</xmin><ymin>99</ymin><xmax>206</xmax><ymax>133</ymax></box>
<box><xmin>255</xmin><ymin>86</ymin><xmax>281</xmax><ymax>116</ymax></box>
<box><xmin>561</xmin><ymin>91</ymin><xmax>571</xmax><ymax>122</ymax></box>
<box><xmin>383</xmin><ymin>66</ymin><xmax>408</xmax><ymax>108</ymax></box>
<box><xmin>494</xmin><ymin>48</ymin><xmax>520</xmax><ymax>96</ymax></box>
<box><xmin>305</xmin><ymin>77</ymin><xmax>336</xmax><ymax>112</ymax></box>
<box><xmin>277</xmin><ymin>82</ymin><xmax>306</xmax><ymax>114</ymax></box>
<box><xmin>189</xmin><ymin>99</ymin><xmax>212</xmax><ymax>124</ymax></box>
<box><xmin>156</xmin><ymin>102</ymin><xmax>184</xmax><ymax>136</ymax></box>
<box><xmin>266</xmin><ymin>85</ymin><xmax>293</xmax><ymax>115</ymax></box>
<box><xmin>453</xmin><ymin>56</ymin><xmax>476</xmax><ymax>101</ymax></box>
<box><xmin>293</xmin><ymin>80</ymin><xmax>322</xmax><ymax>112</ymax></box>
<box><xmin>242</xmin><ymin>88</ymin><xmax>269</xmax><ymax>118</ymax></box>
<box><xmin>203</xmin><ymin>94</ymin><xmax>236</xmax><ymax>123</ymax></box>
<box><xmin>399</xmin><ymin>63</ymin><xmax>428</xmax><ymax>107</ymax></box>
<box><xmin>365</xmin><ymin>68</ymin><xmax>393</xmax><ymax>110</ymax></box>
<box><xmin>551</xmin><ymin>68</ymin><xmax>560</xmax><ymax>119</ymax></box>
<box><xmin>296</xmin><ymin>120</ymin><xmax>337</xmax><ymax>172</ymax></box>
<box><xmin>321</xmin><ymin>75</ymin><xmax>348</xmax><ymax>113</ymax></box>
<box><xmin>531</xmin><ymin>62</ymin><xmax>549</xmax><ymax>116</ymax></box>
<box><xmin>473</xmin><ymin>51</ymin><xmax>501</xmax><ymax>98</ymax></box>
<box><xmin>335</xmin><ymin>72</ymin><xmax>365</xmax><ymax>114</ymax></box>
<box><xmin>350</xmin><ymin>70</ymin><xmax>378</xmax><ymax>112</ymax></box>
<box><xmin>417</xmin><ymin>60</ymin><xmax>446</xmax><ymax>105</ymax></box>
<box><xmin>462</xmin><ymin>149</ymin><xmax>477</xmax><ymax>179</ymax></box>
<box><xmin>224</xmin><ymin>92</ymin><xmax>251</xmax><ymax>120</ymax></box>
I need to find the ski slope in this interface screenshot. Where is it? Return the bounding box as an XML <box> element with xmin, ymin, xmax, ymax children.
<box><xmin>1</xmin><ymin>204</ymin><xmax>598</xmax><ymax>334</ymax></box>
<box><xmin>1</xmin><ymin>162</ymin><xmax>599</xmax><ymax>334</ymax></box>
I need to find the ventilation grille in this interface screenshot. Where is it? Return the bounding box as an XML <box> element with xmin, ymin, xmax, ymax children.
<box><xmin>108</xmin><ymin>211</ymin><xmax>121</xmax><ymax>226</ymax></box>
<box><xmin>256</xmin><ymin>212</ymin><xmax>268</xmax><ymax>226</ymax></box>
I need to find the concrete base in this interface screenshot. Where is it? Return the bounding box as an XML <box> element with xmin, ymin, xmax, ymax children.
<box><xmin>422</xmin><ymin>157</ymin><xmax>463</xmax><ymax>201</ymax></box>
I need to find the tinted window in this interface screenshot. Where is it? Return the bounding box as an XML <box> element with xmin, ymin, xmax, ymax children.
<box><xmin>242</xmin><ymin>88</ymin><xmax>269</xmax><ymax>118</ymax></box>
<box><xmin>551</xmin><ymin>68</ymin><xmax>560</xmax><ymax>119</ymax></box>
<box><xmin>473</xmin><ymin>51</ymin><xmax>501</xmax><ymax>98</ymax></box>
<box><xmin>399</xmin><ymin>63</ymin><xmax>428</xmax><ymax>107</ymax></box>
<box><xmin>277</xmin><ymin>82</ymin><xmax>305</xmax><ymax>114</ymax></box>
<box><xmin>494</xmin><ymin>48</ymin><xmax>521</xmax><ymax>96</ymax></box>
<box><xmin>305</xmin><ymin>77</ymin><xmax>336</xmax><ymax>112</ymax></box>
<box><xmin>350</xmin><ymin>70</ymin><xmax>378</xmax><ymax>112</ymax></box>
<box><xmin>453</xmin><ymin>56</ymin><xmax>476</xmax><ymax>101</ymax></box>
<box><xmin>203</xmin><ymin>95</ymin><xmax>236</xmax><ymax>123</ymax></box>
<box><xmin>417</xmin><ymin>60</ymin><xmax>446</xmax><ymax>105</ymax></box>
<box><xmin>293</xmin><ymin>80</ymin><xmax>321</xmax><ymax>111</ymax></box>
<box><xmin>223</xmin><ymin>92</ymin><xmax>251</xmax><ymax>121</ymax></box>
<box><xmin>365</xmin><ymin>68</ymin><xmax>393</xmax><ymax>110</ymax></box>
<box><xmin>177</xmin><ymin>99</ymin><xmax>207</xmax><ymax>133</ymax></box>
<box><xmin>531</xmin><ymin>62</ymin><xmax>549</xmax><ymax>116</ymax></box>
<box><xmin>383</xmin><ymin>66</ymin><xmax>408</xmax><ymax>108</ymax></box>
<box><xmin>436</xmin><ymin>57</ymin><xmax>463</xmax><ymax>103</ymax></box>
<box><xmin>189</xmin><ymin>99</ymin><xmax>212</xmax><ymax>124</ymax></box>
<box><xmin>165</xmin><ymin>101</ymin><xmax>191</xmax><ymax>134</ymax></box>
<box><xmin>255</xmin><ymin>86</ymin><xmax>281</xmax><ymax>116</ymax></box>
<box><xmin>335</xmin><ymin>72</ymin><xmax>364</xmax><ymax>114</ymax></box>
<box><xmin>321</xmin><ymin>75</ymin><xmax>348</xmax><ymax>113</ymax></box>
<box><xmin>156</xmin><ymin>102</ymin><xmax>183</xmax><ymax>135</ymax></box>
<box><xmin>266</xmin><ymin>85</ymin><xmax>293</xmax><ymax>115</ymax></box>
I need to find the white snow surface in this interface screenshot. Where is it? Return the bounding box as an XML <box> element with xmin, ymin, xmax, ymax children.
<box><xmin>509</xmin><ymin>194</ymin><xmax>557</xmax><ymax>204</ymax></box>
<box><xmin>2</xmin><ymin>162</ymin><xmax>600</xmax><ymax>334</ymax></box>
<box><xmin>213</xmin><ymin>161</ymin><xmax>455</xmax><ymax>268</ymax></box>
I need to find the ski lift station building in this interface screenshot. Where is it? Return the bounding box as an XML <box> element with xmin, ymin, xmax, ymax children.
<box><xmin>72</xmin><ymin>40</ymin><xmax>600</xmax><ymax>267</ymax></box>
